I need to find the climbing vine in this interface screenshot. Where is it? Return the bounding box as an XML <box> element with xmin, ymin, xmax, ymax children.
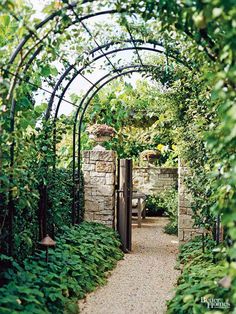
<box><xmin>0</xmin><ymin>0</ymin><xmax>236</xmax><ymax>311</ymax></box>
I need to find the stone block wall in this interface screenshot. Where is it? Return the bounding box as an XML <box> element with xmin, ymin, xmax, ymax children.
<box><xmin>82</xmin><ymin>152</ymin><xmax>200</xmax><ymax>243</ymax></box>
<box><xmin>82</xmin><ymin>150</ymin><xmax>116</xmax><ymax>228</ymax></box>
<box><xmin>133</xmin><ymin>166</ymin><xmax>178</xmax><ymax>195</ymax></box>
<box><xmin>178</xmin><ymin>159</ymin><xmax>200</xmax><ymax>243</ymax></box>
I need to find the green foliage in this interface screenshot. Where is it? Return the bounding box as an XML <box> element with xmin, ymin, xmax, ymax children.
<box><xmin>167</xmin><ymin>237</ymin><xmax>235</xmax><ymax>314</ymax></box>
<box><xmin>119</xmin><ymin>0</ymin><xmax>236</xmax><ymax>288</ymax></box>
<box><xmin>47</xmin><ymin>168</ymin><xmax>73</xmax><ymax>234</ymax></box>
<box><xmin>0</xmin><ymin>0</ymin><xmax>236</xmax><ymax>307</ymax></box>
<box><xmin>177</xmin><ymin>236</ymin><xmax>215</xmax><ymax>266</ymax></box>
<box><xmin>84</xmin><ymin>79</ymin><xmax>178</xmax><ymax>161</ymax></box>
<box><xmin>0</xmin><ymin>111</ymin><xmax>80</xmax><ymax>260</ymax></box>
<box><xmin>0</xmin><ymin>222</ymin><xmax>123</xmax><ymax>313</ymax></box>
<box><xmin>164</xmin><ymin>222</ymin><xmax>177</xmax><ymax>236</ymax></box>
<box><xmin>146</xmin><ymin>188</ymin><xmax>178</xmax><ymax>235</ymax></box>
<box><xmin>11</xmin><ymin>165</ymin><xmax>76</xmax><ymax>262</ymax></box>
<box><xmin>145</xmin><ymin>195</ymin><xmax>166</xmax><ymax>216</ymax></box>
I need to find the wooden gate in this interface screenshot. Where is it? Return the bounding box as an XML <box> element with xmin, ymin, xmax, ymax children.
<box><xmin>116</xmin><ymin>159</ymin><xmax>132</xmax><ymax>252</ymax></box>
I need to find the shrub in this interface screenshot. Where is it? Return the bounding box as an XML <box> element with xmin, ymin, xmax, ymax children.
<box><xmin>164</xmin><ymin>222</ymin><xmax>178</xmax><ymax>235</ymax></box>
<box><xmin>146</xmin><ymin>188</ymin><xmax>178</xmax><ymax>235</ymax></box>
<box><xmin>167</xmin><ymin>237</ymin><xmax>235</xmax><ymax>314</ymax></box>
<box><xmin>145</xmin><ymin>194</ymin><xmax>166</xmax><ymax>216</ymax></box>
<box><xmin>0</xmin><ymin>222</ymin><xmax>123</xmax><ymax>314</ymax></box>
<box><xmin>161</xmin><ymin>188</ymin><xmax>178</xmax><ymax>235</ymax></box>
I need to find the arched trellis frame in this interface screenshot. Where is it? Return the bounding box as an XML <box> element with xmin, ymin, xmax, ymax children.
<box><xmin>3</xmin><ymin>0</ymin><xmax>193</xmax><ymax>255</ymax></box>
<box><xmin>73</xmin><ymin>65</ymin><xmax>160</xmax><ymax>224</ymax></box>
<box><xmin>50</xmin><ymin>39</ymin><xmax>190</xmax><ymax>165</ymax></box>
<box><xmin>50</xmin><ymin>40</ymin><xmax>189</xmax><ymax>157</ymax></box>
<box><xmin>48</xmin><ymin>45</ymin><xmax>191</xmax><ymax>225</ymax></box>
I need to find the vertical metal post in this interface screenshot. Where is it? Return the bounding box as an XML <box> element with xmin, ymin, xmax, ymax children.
<box><xmin>46</xmin><ymin>247</ymin><xmax>48</xmax><ymax>263</ymax></box>
<box><xmin>72</xmin><ymin>122</ymin><xmax>76</xmax><ymax>225</ymax></box>
<box><xmin>8</xmin><ymin>98</ymin><xmax>16</xmax><ymax>256</ymax></box>
<box><xmin>38</xmin><ymin>126</ymin><xmax>49</xmax><ymax>239</ymax></box>
<box><xmin>116</xmin><ymin>159</ymin><xmax>132</xmax><ymax>252</ymax></box>
<box><xmin>202</xmin><ymin>233</ymin><xmax>205</xmax><ymax>253</ymax></box>
<box><xmin>216</xmin><ymin>215</ymin><xmax>220</xmax><ymax>245</ymax></box>
<box><xmin>39</xmin><ymin>183</ymin><xmax>47</xmax><ymax>239</ymax></box>
<box><xmin>215</xmin><ymin>165</ymin><xmax>222</xmax><ymax>245</ymax></box>
<box><xmin>116</xmin><ymin>159</ymin><xmax>120</xmax><ymax>232</ymax></box>
<box><xmin>126</xmin><ymin>159</ymin><xmax>132</xmax><ymax>252</ymax></box>
<box><xmin>52</xmin><ymin>120</ymin><xmax>57</xmax><ymax>171</ymax></box>
<box><xmin>77</xmin><ymin>123</ymin><xmax>82</xmax><ymax>224</ymax></box>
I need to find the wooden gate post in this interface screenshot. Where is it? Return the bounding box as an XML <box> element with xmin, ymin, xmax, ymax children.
<box><xmin>117</xmin><ymin>159</ymin><xmax>132</xmax><ymax>252</ymax></box>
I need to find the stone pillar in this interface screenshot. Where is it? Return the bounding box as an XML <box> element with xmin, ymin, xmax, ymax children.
<box><xmin>82</xmin><ymin>150</ymin><xmax>116</xmax><ymax>228</ymax></box>
<box><xmin>178</xmin><ymin>159</ymin><xmax>199</xmax><ymax>243</ymax></box>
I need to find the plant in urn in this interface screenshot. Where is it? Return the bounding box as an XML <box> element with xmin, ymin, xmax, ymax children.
<box><xmin>87</xmin><ymin>124</ymin><xmax>115</xmax><ymax>150</ymax></box>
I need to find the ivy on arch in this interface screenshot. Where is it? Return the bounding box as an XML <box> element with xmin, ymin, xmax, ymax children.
<box><xmin>0</xmin><ymin>4</ymin><xmax>235</xmax><ymax>303</ymax></box>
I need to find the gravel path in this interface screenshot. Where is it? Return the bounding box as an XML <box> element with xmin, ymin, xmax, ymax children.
<box><xmin>79</xmin><ymin>217</ymin><xmax>179</xmax><ymax>314</ymax></box>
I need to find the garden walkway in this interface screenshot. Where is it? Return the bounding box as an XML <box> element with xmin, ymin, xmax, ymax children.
<box><xmin>79</xmin><ymin>217</ymin><xmax>179</xmax><ymax>314</ymax></box>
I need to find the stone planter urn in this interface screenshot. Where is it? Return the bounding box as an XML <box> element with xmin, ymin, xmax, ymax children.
<box><xmin>140</xmin><ymin>149</ymin><xmax>160</xmax><ymax>164</ymax></box>
<box><xmin>87</xmin><ymin>124</ymin><xmax>115</xmax><ymax>150</ymax></box>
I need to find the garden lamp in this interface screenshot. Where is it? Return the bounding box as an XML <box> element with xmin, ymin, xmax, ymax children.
<box><xmin>39</xmin><ymin>235</ymin><xmax>56</xmax><ymax>263</ymax></box>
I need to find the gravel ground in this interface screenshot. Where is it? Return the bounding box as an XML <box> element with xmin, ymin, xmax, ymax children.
<box><xmin>79</xmin><ymin>217</ymin><xmax>180</xmax><ymax>314</ymax></box>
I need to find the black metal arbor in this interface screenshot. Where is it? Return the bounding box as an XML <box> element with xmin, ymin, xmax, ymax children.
<box><xmin>3</xmin><ymin>0</ymin><xmax>189</xmax><ymax>255</ymax></box>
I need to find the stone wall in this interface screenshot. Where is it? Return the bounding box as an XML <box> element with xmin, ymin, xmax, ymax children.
<box><xmin>133</xmin><ymin>166</ymin><xmax>178</xmax><ymax>195</ymax></box>
<box><xmin>82</xmin><ymin>150</ymin><xmax>116</xmax><ymax>227</ymax></box>
<box><xmin>133</xmin><ymin>164</ymin><xmax>200</xmax><ymax>243</ymax></box>
<box><xmin>82</xmin><ymin>152</ymin><xmax>200</xmax><ymax>243</ymax></box>
<box><xmin>178</xmin><ymin>159</ymin><xmax>200</xmax><ymax>243</ymax></box>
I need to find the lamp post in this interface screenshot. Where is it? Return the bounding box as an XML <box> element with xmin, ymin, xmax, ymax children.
<box><xmin>39</xmin><ymin>234</ymin><xmax>56</xmax><ymax>263</ymax></box>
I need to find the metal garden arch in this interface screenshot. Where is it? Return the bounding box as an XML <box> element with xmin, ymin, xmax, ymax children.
<box><xmin>3</xmin><ymin>0</ymin><xmax>191</xmax><ymax>255</ymax></box>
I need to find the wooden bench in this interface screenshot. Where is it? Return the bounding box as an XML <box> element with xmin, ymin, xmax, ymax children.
<box><xmin>132</xmin><ymin>192</ymin><xmax>146</xmax><ymax>228</ymax></box>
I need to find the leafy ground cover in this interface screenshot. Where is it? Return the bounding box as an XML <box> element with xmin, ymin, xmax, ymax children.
<box><xmin>167</xmin><ymin>237</ymin><xmax>236</xmax><ymax>314</ymax></box>
<box><xmin>1</xmin><ymin>1</ymin><xmax>236</xmax><ymax>312</ymax></box>
<box><xmin>0</xmin><ymin>222</ymin><xmax>123</xmax><ymax>314</ymax></box>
